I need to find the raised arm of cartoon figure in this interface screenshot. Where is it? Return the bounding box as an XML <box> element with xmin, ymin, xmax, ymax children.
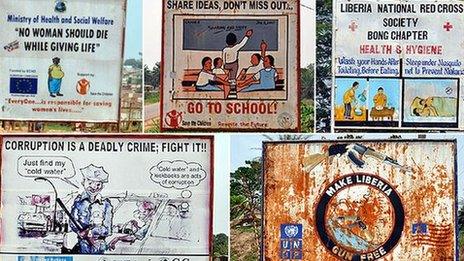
<box><xmin>260</xmin><ymin>40</ymin><xmax>268</xmax><ymax>58</ymax></box>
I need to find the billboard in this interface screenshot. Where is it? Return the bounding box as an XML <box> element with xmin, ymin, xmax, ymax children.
<box><xmin>0</xmin><ymin>135</ymin><xmax>213</xmax><ymax>260</ymax></box>
<box><xmin>161</xmin><ymin>0</ymin><xmax>300</xmax><ymax>131</ymax></box>
<box><xmin>0</xmin><ymin>0</ymin><xmax>126</xmax><ymax>122</ymax></box>
<box><xmin>262</xmin><ymin>140</ymin><xmax>457</xmax><ymax>260</ymax></box>
<box><xmin>332</xmin><ymin>0</ymin><xmax>464</xmax><ymax>130</ymax></box>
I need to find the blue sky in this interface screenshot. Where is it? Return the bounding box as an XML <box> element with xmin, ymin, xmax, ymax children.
<box><xmin>230</xmin><ymin>134</ymin><xmax>277</xmax><ymax>170</ymax></box>
<box><xmin>124</xmin><ymin>0</ymin><xmax>142</xmax><ymax>60</ymax></box>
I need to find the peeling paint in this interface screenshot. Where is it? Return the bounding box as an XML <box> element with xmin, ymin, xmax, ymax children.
<box><xmin>263</xmin><ymin>141</ymin><xmax>456</xmax><ymax>260</ymax></box>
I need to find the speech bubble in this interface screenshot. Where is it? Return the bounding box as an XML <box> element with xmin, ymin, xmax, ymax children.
<box><xmin>149</xmin><ymin>160</ymin><xmax>207</xmax><ymax>189</ymax></box>
<box><xmin>17</xmin><ymin>156</ymin><xmax>78</xmax><ymax>188</ymax></box>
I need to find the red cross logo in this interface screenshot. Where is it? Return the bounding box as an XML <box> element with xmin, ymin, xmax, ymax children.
<box><xmin>443</xmin><ymin>22</ymin><xmax>453</xmax><ymax>31</ymax></box>
<box><xmin>349</xmin><ymin>21</ymin><xmax>358</xmax><ymax>32</ymax></box>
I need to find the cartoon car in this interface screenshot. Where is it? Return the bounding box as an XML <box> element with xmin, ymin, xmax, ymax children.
<box><xmin>107</xmin><ymin>194</ymin><xmax>193</xmax><ymax>254</ymax></box>
<box><xmin>17</xmin><ymin>212</ymin><xmax>48</xmax><ymax>236</ymax></box>
<box><xmin>59</xmin><ymin>193</ymin><xmax>194</xmax><ymax>254</ymax></box>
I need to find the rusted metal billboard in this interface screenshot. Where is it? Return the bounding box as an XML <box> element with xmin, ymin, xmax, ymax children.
<box><xmin>0</xmin><ymin>0</ymin><xmax>126</xmax><ymax>123</ymax></box>
<box><xmin>332</xmin><ymin>0</ymin><xmax>464</xmax><ymax>131</ymax></box>
<box><xmin>262</xmin><ymin>140</ymin><xmax>457</xmax><ymax>260</ymax></box>
<box><xmin>0</xmin><ymin>135</ymin><xmax>213</xmax><ymax>260</ymax></box>
<box><xmin>161</xmin><ymin>0</ymin><xmax>300</xmax><ymax>132</ymax></box>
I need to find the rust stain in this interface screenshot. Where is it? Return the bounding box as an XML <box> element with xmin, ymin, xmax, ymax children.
<box><xmin>263</xmin><ymin>141</ymin><xmax>456</xmax><ymax>260</ymax></box>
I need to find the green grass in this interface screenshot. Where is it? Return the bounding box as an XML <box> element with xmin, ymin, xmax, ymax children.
<box><xmin>144</xmin><ymin>92</ymin><xmax>160</xmax><ymax>105</ymax></box>
<box><xmin>231</xmin><ymin>252</ymin><xmax>259</xmax><ymax>261</ymax></box>
<box><xmin>145</xmin><ymin>118</ymin><xmax>160</xmax><ymax>133</ymax></box>
<box><xmin>44</xmin><ymin>123</ymin><xmax>74</xmax><ymax>132</ymax></box>
<box><xmin>301</xmin><ymin>99</ymin><xmax>315</xmax><ymax>133</ymax></box>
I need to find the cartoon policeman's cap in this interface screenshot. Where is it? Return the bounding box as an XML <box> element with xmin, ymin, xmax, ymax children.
<box><xmin>80</xmin><ymin>164</ymin><xmax>109</xmax><ymax>183</ymax></box>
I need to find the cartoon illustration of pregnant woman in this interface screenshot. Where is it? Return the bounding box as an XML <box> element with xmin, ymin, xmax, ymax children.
<box><xmin>48</xmin><ymin>57</ymin><xmax>64</xmax><ymax>97</ymax></box>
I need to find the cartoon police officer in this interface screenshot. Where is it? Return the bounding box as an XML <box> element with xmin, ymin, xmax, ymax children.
<box><xmin>70</xmin><ymin>164</ymin><xmax>113</xmax><ymax>254</ymax></box>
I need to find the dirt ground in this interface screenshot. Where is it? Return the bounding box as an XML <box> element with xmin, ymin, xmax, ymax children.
<box><xmin>230</xmin><ymin>227</ymin><xmax>260</xmax><ymax>261</ymax></box>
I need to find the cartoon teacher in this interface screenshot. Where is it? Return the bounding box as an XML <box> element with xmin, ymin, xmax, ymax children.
<box><xmin>222</xmin><ymin>29</ymin><xmax>253</xmax><ymax>80</ymax></box>
<box><xmin>48</xmin><ymin>57</ymin><xmax>64</xmax><ymax>97</ymax></box>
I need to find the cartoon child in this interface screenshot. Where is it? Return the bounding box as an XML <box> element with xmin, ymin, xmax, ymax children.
<box><xmin>237</xmin><ymin>55</ymin><xmax>277</xmax><ymax>92</ymax></box>
<box><xmin>48</xmin><ymin>57</ymin><xmax>64</xmax><ymax>97</ymax></box>
<box><xmin>373</xmin><ymin>87</ymin><xmax>387</xmax><ymax>110</ymax></box>
<box><xmin>343</xmin><ymin>82</ymin><xmax>359</xmax><ymax>119</ymax></box>
<box><xmin>238</xmin><ymin>40</ymin><xmax>268</xmax><ymax>80</ymax></box>
<box><xmin>212</xmin><ymin>57</ymin><xmax>227</xmax><ymax>76</ymax></box>
<box><xmin>222</xmin><ymin>29</ymin><xmax>254</xmax><ymax>80</ymax></box>
<box><xmin>70</xmin><ymin>164</ymin><xmax>113</xmax><ymax>254</ymax></box>
<box><xmin>196</xmin><ymin>57</ymin><xmax>229</xmax><ymax>91</ymax></box>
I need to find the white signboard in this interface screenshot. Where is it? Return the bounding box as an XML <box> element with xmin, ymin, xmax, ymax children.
<box><xmin>0</xmin><ymin>0</ymin><xmax>126</xmax><ymax>122</ymax></box>
<box><xmin>333</xmin><ymin>0</ymin><xmax>464</xmax><ymax>130</ymax></box>
<box><xmin>0</xmin><ymin>135</ymin><xmax>213</xmax><ymax>258</ymax></box>
<box><xmin>162</xmin><ymin>0</ymin><xmax>300</xmax><ymax>131</ymax></box>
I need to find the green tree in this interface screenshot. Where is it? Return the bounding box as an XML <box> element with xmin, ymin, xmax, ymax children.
<box><xmin>144</xmin><ymin>62</ymin><xmax>161</xmax><ymax>89</ymax></box>
<box><xmin>230</xmin><ymin>160</ymin><xmax>262</xmax><ymax>228</ymax></box>
<box><xmin>213</xmin><ymin>233</ymin><xmax>229</xmax><ymax>257</ymax></box>
<box><xmin>301</xmin><ymin>64</ymin><xmax>315</xmax><ymax>132</ymax></box>
<box><xmin>230</xmin><ymin>159</ymin><xmax>262</xmax><ymax>261</ymax></box>
<box><xmin>124</xmin><ymin>58</ymin><xmax>143</xmax><ymax>69</ymax></box>
<box><xmin>301</xmin><ymin>64</ymin><xmax>315</xmax><ymax>100</ymax></box>
<box><xmin>316</xmin><ymin>0</ymin><xmax>333</xmax><ymax>132</ymax></box>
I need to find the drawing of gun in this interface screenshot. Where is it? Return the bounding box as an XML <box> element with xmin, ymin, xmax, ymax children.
<box><xmin>34</xmin><ymin>177</ymin><xmax>97</xmax><ymax>253</ymax></box>
<box><xmin>347</xmin><ymin>143</ymin><xmax>411</xmax><ymax>171</ymax></box>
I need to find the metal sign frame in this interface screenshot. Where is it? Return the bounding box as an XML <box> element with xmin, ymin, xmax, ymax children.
<box><xmin>261</xmin><ymin>139</ymin><xmax>458</xmax><ymax>260</ymax></box>
<box><xmin>161</xmin><ymin>0</ymin><xmax>302</xmax><ymax>132</ymax></box>
<box><xmin>0</xmin><ymin>134</ymin><xmax>214</xmax><ymax>258</ymax></box>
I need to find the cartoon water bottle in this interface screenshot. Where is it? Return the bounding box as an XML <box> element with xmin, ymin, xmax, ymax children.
<box><xmin>357</xmin><ymin>89</ymin><xmax>367</xmax><ymax>102</ymax></box>
<box><xmin>354</xmin><ymin>89</ymin><xmax>367</xmax><ymax>116</ymax></box>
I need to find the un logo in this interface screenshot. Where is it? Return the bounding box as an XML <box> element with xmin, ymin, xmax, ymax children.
<box><xmin>55</xmin><ymin>0</ymin><xmax>67</xmax><ymax>12</ymax></box>
<box><xmin>284</xmin><ymin>225</ymin><xmax>299</xmax><ymax>238</ymax></box>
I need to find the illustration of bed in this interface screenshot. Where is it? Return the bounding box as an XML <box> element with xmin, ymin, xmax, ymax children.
<box><xmin>410</xmin><ymin>97</ymin><xmax>457</xmax><ymax>117</ymax></box>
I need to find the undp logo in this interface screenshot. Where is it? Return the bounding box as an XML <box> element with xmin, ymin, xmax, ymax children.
<box><xmin>284</xmin><ymin>225</ymin><xmax>299</xmax><ymax>238</ymax></box>
<box><xmin>280</xmin><ymin>224</ymin><xmax>303</xmax><ymax>259</ymax></box>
